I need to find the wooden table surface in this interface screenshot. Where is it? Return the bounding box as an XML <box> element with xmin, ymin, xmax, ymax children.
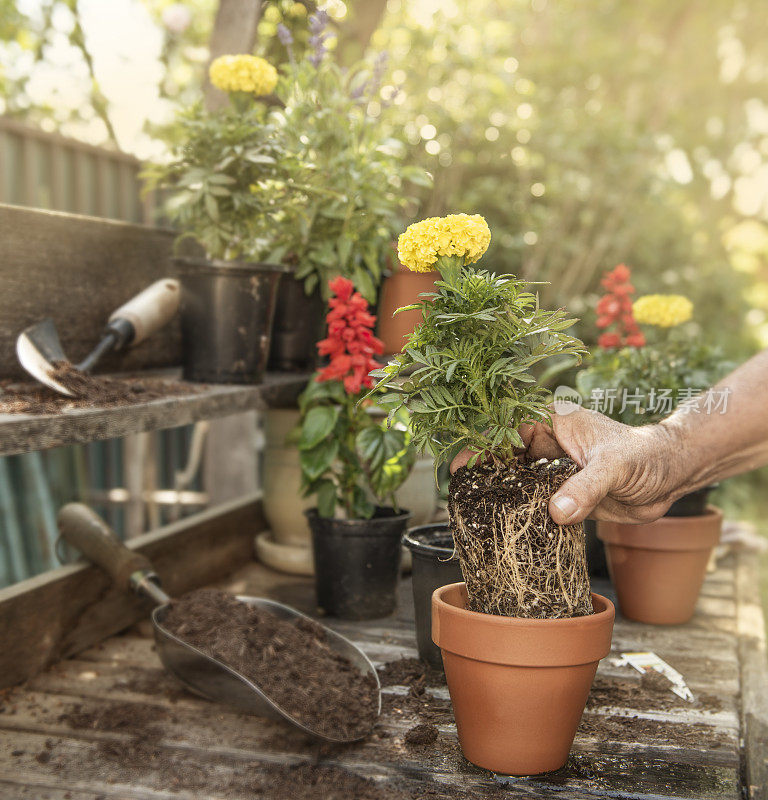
<box><xmin>0</xmin><ymin>548</ymin><xmax>764</xmax><ymax>800</ymax></box>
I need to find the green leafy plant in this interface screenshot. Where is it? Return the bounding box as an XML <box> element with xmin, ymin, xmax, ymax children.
<box><xmin>370</xmin><ymin>214</ymin><xmax>587</xmax><ymax>469</ymax></box>
<box><xmin>297</xmin><ymin>277</ymin><xmax>415</xmax><ymax>519</ymax></box>
<box><xmin>266</xmin><ymin>12</ymin><xmax>430</xmax><ymax>300</ymax></box>
<box><xmin>144</xmin><ymin>101</ymin><xmax>291</xmax><ymax>260</ymax></box>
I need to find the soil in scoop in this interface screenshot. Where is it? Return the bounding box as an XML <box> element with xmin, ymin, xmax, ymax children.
<box><xmin>161</xmin><ymin>588</ymin><xmax>378</xmax><ymax>740</ymax></box>
<box><xmin>449</xmin><ymin>457</ymin><xmax>592</xmax><ymax>618</ymax></box>
<box><xmin>0</xmin><ymin>364</ymin><xmax>202</xmax><ymax>415</ymax></box>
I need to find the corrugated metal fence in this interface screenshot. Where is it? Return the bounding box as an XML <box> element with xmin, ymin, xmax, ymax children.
<box><xmin>0</xmin><ymin>116</ymin><xmax>205</xmax><ymax>587</ymax></box>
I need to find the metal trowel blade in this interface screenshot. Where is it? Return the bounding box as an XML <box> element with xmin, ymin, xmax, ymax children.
<box><xmin>16</xmin><ymin>318</ymin><xmax>75</xmax><ymax>397</ymax></box>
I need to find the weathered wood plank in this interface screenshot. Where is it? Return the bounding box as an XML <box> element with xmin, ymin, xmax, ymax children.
<box><xmin>0</xmin><ymin>495</ymin><xmax>265</xmax><ymax>689</ymax></box>
<box><xmin>0</xmin><ymin>371</ymin><xmax>308</xmax><ymax>456</ymax></box>
<box><xmin>736</xmin><ymin>548</ymin><xmax>768</xmax><ymax>800</ymax></box>
<box><xmin>0</xmin><ymin>691</ymin><xmax>741</xmax><ymax>798</ymax></box>
<box><xmin>0</xmin><ymin>204</ymin><xmax>197</xmax><ymax>380</ymax></box>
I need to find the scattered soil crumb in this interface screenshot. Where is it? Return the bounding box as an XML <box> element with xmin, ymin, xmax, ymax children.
<box><xmin>0</xmin><ymin>369</ymin><xmax>204</xmax><ymax>415</ymax></box>
<box><xmin>111</xmin><ymin>667</ymin><xmax>187</xmax><ymax>702</ymax></box>
<box><xmin>404</xmin><ymin>723</ymin><xmax>439</xmax><ymax>747</ymax></box>
<box><xmin>161</xmin><ymin>588</ymin><xmax>378</xmax><ymax>740</ymax></box>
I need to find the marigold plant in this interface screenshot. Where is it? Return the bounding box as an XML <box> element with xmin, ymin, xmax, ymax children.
<box><xmin>370</xmin><ymin>214</ymin><xmax>587</xmax><ymax>469</ymax></box>
<box><xmin>297</xmin><ymin>278</ymin><xmax>414</xmax><ymax>519</ymax></box>
<box><xmin>632</xmin><ymin>294</ymin><xmax>693</xmax><ymax>328</ymax></box>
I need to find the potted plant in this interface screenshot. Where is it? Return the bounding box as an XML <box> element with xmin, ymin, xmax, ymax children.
<box><xmin>145</xmin><ymin>54</ymin><xmax>291</xmax><ymax>383</ymax></box>
<box><xmin>402</xmin><ymin>523</ymin><xmax>462</xmax><ymax>670</ymax></box>
<box><xmin>576</xmin><ymin>268</ymin><xmax>731</xmax><ymax>624</ymax></box>
<box><xmin>261</xmin><ymin>13</ymin><xmax>430</xmax><ymax>370</ymax></box>
<box><xmin>377</xmin><ymin>243</ymin><xmax>441</xmax><ymax>355</ymax></box>
<box><xmin>298</xmin><ymin>277</ymin><xmax>415</xmax><ymax>620</ymax></box>
<box><xmin>371</xmin><ymin>213</ymin><xmax>615</xmax><ymax>775</ymax></box>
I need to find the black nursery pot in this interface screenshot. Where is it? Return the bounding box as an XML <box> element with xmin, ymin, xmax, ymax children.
<box><xmin>307</xmin><ymin>507</ymin><xmax>411</xmax><ymax>620</ymax></box>
<box><xmin>176</xmin><ymin>257</ymin><xmax>289</xmax><ymax>384</ymax></box>
<box><xmin>665</xmin><ymin>486</ymin><xmax>716</xmax><ymax>517</ymax></box>
<box><xmin>402</xmin><ymin>523</ymin><xmax>463</xmax><ymax>669</ymax></box>
<box><xmin>267</xmin><ymin>275</ymin><xmax>326</xmax><ymax>372</ymax></box>
<box><xmin>584</xmin><ymin>519</ymin><xmax>609</xmax><ymax>578</ymax></box>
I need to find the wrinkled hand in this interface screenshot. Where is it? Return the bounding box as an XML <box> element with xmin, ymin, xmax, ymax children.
<box><xmin>450</xmin><ymin>406</ymin><xmax>682</xmax><ymax>525</ymax></box>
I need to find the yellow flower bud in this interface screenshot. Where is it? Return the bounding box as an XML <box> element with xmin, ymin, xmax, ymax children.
<box><xmin>209</xmin><ymin>54</ymin><xmax>278</xmax><ymax>96</ymax></box>
<box><xmin>397</xmin><ymin>213</ymin><xmax>491</xmax><ymax>272</ymax></box>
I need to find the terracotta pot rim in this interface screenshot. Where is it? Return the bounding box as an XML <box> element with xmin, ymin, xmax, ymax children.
<box><xmin>597</xmin><ymin>505</ymin><xmax>722</xmax><ymax>551</ymax></box>
<box><xmin>432</xmin><ymin>582</ymin><xmax>615</xmax><ymax>667</ymax></box>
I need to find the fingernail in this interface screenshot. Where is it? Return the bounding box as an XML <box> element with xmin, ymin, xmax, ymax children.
<box><xmin>551</xmin><ymin>495</ymin><xmax>578</xmax><ymax>522</ymax></box>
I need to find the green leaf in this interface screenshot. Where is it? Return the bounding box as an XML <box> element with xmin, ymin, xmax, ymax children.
<box><xmin>299</xmin><ymin>405</ymin><xmax>340</xmax><ymax>450</ymax></box>
<box><xmin>300</xmin><ymin>438</ymin><xmax>339</xmax><ymax>482</ymax></box>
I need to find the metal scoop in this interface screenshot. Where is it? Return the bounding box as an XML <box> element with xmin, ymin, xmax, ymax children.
<box><xmin>58</xmin><ymin>503</ymin><xmax>381</xmax><ymax>743</ymax></box>
<box><xmin>17</xmin><ymin>279</ymin><xmax>180</xmax><ymax>396</ymax></box>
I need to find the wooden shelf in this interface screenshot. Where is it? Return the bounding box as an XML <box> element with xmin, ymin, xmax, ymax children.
<box><xmin>0</xmin><ymin>371</ymin><xmax>308</xmax><ymax>457</ymax></box>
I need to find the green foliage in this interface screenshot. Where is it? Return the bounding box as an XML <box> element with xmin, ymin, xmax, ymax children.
<box><xmin>576</xmin><ymin>332</ymin><xmax>734</xmax><ymax>426</ymax></box>
<box><xmin>264</xmin><ymin>55</ymin><xmax>426</xmax><ymax>300</ymax></box>
<box><xmin>143</xmin><ymin>101</ymin><xmax>291</xmax><ymax>260</ymax></box>
<box><xmin>296</xmin><ymin>379</ymin><xmax>415</xmax><ymax>519</ymax></box>
<box><xmin>370</xmin><ymin>265</ymin><xmax>587</xmax><ymax>469</ymax></box>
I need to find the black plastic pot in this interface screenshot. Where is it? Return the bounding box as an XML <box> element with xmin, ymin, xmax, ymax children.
<box><xmin>665</xmin><ymin>486</ymin><xmax>717</xmax><ymax>517</ymax></box>
<box><xmin>176</xmin><ymin>257</ymin><xmax>289</xmax><ymax>384</ymax></box>
<box><xmin>307</xmin><ymin>507</ymin><xmax>410</xmax><ymax>620</ymax></box>
<box><xmin>584</xmin><ymin>518</ymin><xmax>609</xmax><ymax>578</ymax></box>
<box><xmin>267</xmin><ymin>276</ymin><xmax>326</xmax><ymax>372</ymax></box>
<box><xmin>402</xmin><ymin>523</ymin><xmax>462</xmax><ymax>669</ymax></box>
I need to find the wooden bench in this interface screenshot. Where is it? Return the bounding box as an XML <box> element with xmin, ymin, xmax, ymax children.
<box><xmin>0</xmin><ymin>202</ymin><xmax>766</xmax><ymax>799</ymax></box>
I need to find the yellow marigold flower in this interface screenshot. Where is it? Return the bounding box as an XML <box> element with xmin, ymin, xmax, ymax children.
<box><xmin>632</xmin><ymin>294</ymin><xmax>693</xmax><ymax>327</ymax></box>
<box><xmin>209</xmin><ymin>54</ymin><xmax>278</xmax><ymax>96</ymax></box>
<box><xmin>289</xmin><ymin>2</ymin><xmax>307</xmax><ymax>17</ymax></box>
<box><xmin>397</xmin><ymin>213</ymin><xmax>491</xmax><ymax>272</ymax></box>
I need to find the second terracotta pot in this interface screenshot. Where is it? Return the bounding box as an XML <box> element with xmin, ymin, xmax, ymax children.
<box><xmin>377</xmin><ymin>267</ymin><xmax>438</xmax><ymax>354</ymax></box>
<box><xmin>597</xmin><ymin>506</ymin><xmax>722</xmax><ymax>625</ymax></box>
<box><xmin>432</xmin><ymin>583</ymin><xmax>615</xmax><ymax>775</ymax></box>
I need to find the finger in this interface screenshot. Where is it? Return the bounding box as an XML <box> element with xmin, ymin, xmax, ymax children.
<box><xmin>526</xmin><ymin>423</ymin><xmax>566</xmax><ymax>461</ymax></box>
<box><xmin>450</xmin><ymin>449</ymin><xmax>474</xmax><ymax>474</ymax></box>
<box><xmin>548</xmin><ymin>462</ymin><xmax>616</xmax><ymax>525</ymax></box>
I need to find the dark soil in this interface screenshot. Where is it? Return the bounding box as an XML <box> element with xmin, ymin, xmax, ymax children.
<box><xmin>0</xmin><ymin>368</ymin><xmax>202</xmax><ymax>414</ymax></box>
<box><xmin>448</xmin><ymin>458</ymin><xmax>592</xmax><ymax>618</ymax></box>
<box><xmin>59</xmin><ymin>700</ymin><xmax>169</xmax><ymax>737</ymax></box>
<box><xmin>161</xmin><ymin>588</ymin><xmax>378</xmax><ymax>740</ymax></box>
<box><xmin>587</xmin><ymin>672</ymin><xmax>723</xmax><ymax>712</ymax></box>
<box><xmin>404</xmin><ymin>723</ymin><xmax>439</xmax><ymax>747</ymax></box>
<box><xmin>578</xmin><ymin>712</ymin><xmax>730</xmax><ymax>748</ymax></box>
<box><xmin>377</xmin><ymin>657</ymin><xmax>451</xmax><ymax>726</ymax></box>
<box><xmin>377</xmin><ymin>657</ymin><xmax>444</xmax><ymax>689</ymax></box>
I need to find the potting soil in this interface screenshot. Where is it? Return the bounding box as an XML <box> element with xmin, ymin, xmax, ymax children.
<box><xmin>162</xmin><ymin>588</ymin><xmax>378</xmax><ymax>740</ymax></box>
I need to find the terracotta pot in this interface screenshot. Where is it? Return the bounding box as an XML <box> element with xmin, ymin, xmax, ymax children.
<box><xmin>377</xmin><ymin>267</ymin><xmax>438</xmax><ymax>354</ymax></box>
<box><xmin>432</xmin><ymin>583</ymin><xmax>615</xmax><ymax>775</ymax></box>
<box><xmin>597</xmin><ymin>505</ymin><xmax>722</xmax><ymax>625</ymax></box>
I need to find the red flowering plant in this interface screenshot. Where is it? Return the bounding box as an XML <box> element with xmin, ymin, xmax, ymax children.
<box><xmin>296</xmin><ymin>277</ymin><xmax>416</xmax><ymax>519</ymax></box>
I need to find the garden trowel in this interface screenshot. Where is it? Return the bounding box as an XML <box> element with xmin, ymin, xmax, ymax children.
<box><xmin>16</xmin><ymin>279</ymin><xmax>181</xmax><ymax>397</ymax></box>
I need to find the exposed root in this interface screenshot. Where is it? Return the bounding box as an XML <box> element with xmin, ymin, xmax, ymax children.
<box><xmin>448</xmin><ymin>458</ymin><xmax>592</xmax><ymax>618</ymax></box>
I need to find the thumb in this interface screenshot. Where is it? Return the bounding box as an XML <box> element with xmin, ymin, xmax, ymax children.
<box><xmin>549</xmin><ymin>462</ymin><xmax>614</xmax><ymax>525</ymax></box>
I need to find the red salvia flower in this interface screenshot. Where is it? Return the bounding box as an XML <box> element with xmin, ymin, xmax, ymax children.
<box><xmin>316</xmin><ymin>277</ymin><xmax>384</xmax><ymax>394</ymax></box>
<box><xmin>595</xmin><ymin>264</ymin><xmax>643</xmax><ymax>349</ymax></box>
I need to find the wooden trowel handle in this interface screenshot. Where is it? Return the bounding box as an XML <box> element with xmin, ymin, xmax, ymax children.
<box><xmin>58</xmin><ymin>503</ymin><xmax>154</xmax><ymax>591</ymax></box>
<box><xmin>109</xmin><ymin>278</ymin><xmax>180</xmax><ymax>347</ymax></box>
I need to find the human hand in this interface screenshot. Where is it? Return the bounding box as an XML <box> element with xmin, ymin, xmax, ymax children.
<box><xmin>450</xmin><ymin>405</ymin><xmax>683</xmax><ymax>525</ymax></box>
